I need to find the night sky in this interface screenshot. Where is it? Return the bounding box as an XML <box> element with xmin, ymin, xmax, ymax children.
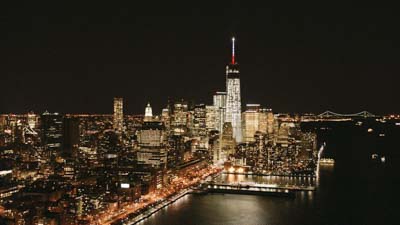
<box><xmin>1</xmin><ymin>2</ymin><xmax>399</xmax><ymax>115</ymax></box>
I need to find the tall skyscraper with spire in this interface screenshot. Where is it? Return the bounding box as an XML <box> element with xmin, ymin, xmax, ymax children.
<box><xmin>225</xmin><ymin>37</ymin><xmax>242</xmax><ymax>142</ymax></box>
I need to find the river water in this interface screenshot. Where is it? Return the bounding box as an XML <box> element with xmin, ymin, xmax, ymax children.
<box><xmin>140</xmin><ymin>121</ymin><xmax>399</xmax><ymax>225</ymax></box>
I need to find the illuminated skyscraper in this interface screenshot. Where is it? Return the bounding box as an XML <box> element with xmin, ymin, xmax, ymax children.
<box><xmin>144</xmin><ymin>102</ymin><xmax>153</xmax><ymax>121</ymax></box>
<box><xmin>27</xmin><ymin>112</ymin><xmax>38</xmax><ymax>129</ymax></box>
<box><xmin>137</xmin><ymin>121</ymin><xmax>167</xmax><ymax>168</ymax></box>
<box><xmin>242</xmin><ymin>104</ymin><xmax>261</xmax><ymax>142</ymax></box>
<box><xmin>171</xmin><ymin>101</ymin><xmax>189</xmax><ymax>135</ymax></box>
<box><xmin>205</xmin><ymin>105</ymin><xmax>217</xmax><ymax>131</ymax></box>
<box><xmin>161</xmin><ymin>107</ymin><xmax>170</xmax><ymax>131</ymax></box>
<box><xmin>113</xmin><ymin>97</ymin><xmax>123</xmax><ymax>133</ymax></box>
<box><xmin>225</xmin><ymin>37</ymin><xmax>242</xmax><ymax>142</ymax></box>
<box><xmin>258</xmin><ymin>108</ymin><xmax>268</xmax><ymax>134</ymax></box>
<box><xmin>193</xmin><ymin>104</ymin><xmax>207</xmax><ymax>137</ymax></box>
<box><xmin>219</xmin><ymin>122</ymin><xmax>236</xmax><ymax>161</ymax></box>
<box><xmin>213</xmin><ymin>91</ymin><xmax>226</xmax><ymax>132</ymax></box>
<box><xmin>242</xmin><ymin>106</ymin><xmax>273</xmax><ymax>142</ymax></box>
<box><xmin>41</xmin><ymin>111</ymin><xmax>63</xmax><ymax>160</ymax></box>
<box><xmin>266</xmin><ymin>110</ymin><xmax>275</xmax><ymax>135</ymax></box>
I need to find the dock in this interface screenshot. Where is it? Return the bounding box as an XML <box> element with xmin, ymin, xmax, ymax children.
<box><xmin>198</xmin><ymin>182</ymin><xmax>316</xmax><ymax>198</ymax></box>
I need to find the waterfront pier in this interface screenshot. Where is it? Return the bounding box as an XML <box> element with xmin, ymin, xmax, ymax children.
<box><xmin>199</xmin><ymin>181</ymin><xmax>315</xmax><ymax>198</ymax></box>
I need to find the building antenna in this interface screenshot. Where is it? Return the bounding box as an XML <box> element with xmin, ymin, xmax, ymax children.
<box><xmin>231</xmin><ymin>37</ymin><xmax>236</xmax><ymax>64</ymax></box>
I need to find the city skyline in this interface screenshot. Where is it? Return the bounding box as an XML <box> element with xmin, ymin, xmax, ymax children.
<box><xmin>1</xmin><ymin>2</ymin><xmax>399</xmax><ymax>224</ymax></box>
<box><xmin>1</xmin><ymin>2</ymin><xmax>399</xmax><ymax>114</ymax></box>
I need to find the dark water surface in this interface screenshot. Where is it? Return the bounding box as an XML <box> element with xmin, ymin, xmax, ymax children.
<box><xmin>141</xmin><ymin>121</ymin><xmax>400</xmax><ymax>225</ymax></box>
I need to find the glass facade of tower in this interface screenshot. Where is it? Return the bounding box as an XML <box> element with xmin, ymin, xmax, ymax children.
<box><xmin>213</xmin><ymin>92</ymin><xmax>226</xmax><ymax>133</ymax></box>
<box><xmin>225</xmin><ymin>64</ymin><xmax>242</xmax><ymax>142</ymax></box>
<box><xmin>242</xmin><ymin>104</ymin><xmax>260</xmax><ymax>142</ymax></box>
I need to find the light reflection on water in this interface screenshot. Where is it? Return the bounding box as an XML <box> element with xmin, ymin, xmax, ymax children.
<box><xmin>139</xmin><ymin>165</ymin><xmax>344</xmax><ymax>225</ymax></box>
<box><xmin>218</xmin><ymin>173</ymin><xmax>316</xmax><ymax>187</ymax></box>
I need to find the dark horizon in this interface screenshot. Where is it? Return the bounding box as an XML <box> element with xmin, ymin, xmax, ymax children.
<box><xmin>1</xmin><ymin>2</ymin><xmax>399</xmax><ymax>115</ymax></box>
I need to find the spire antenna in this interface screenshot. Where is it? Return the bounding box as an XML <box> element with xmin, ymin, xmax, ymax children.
<box><xmin>231</xmin><ymin>37</ymin><xmax>235</xmax><ymax>64</ymax></box>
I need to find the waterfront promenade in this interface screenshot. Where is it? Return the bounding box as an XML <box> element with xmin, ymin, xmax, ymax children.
<box><xmin>118</xmin><ymin>174</ymin><xmax>317</xmax><ymax>224</ymax></box>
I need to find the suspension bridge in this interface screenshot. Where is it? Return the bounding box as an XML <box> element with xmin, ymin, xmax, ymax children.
<box><xmin>317</xmin><ymin>111</ymin><xmax>376</xmax><ymax>118</ymax></box>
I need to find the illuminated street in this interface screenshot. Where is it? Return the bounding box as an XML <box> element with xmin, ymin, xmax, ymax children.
<box><xmin>94</xmin><ymin>165</ymin><xmax>222</xmax><ymax>225</ymax></box>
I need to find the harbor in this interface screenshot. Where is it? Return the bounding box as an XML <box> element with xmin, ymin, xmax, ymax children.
<box><xmin>116</xmin><ymin>172</ymin><xmax>318</xmax><ymax>224</ymax></box>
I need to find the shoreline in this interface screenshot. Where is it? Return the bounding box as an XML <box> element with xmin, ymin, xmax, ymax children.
<box><xmin>121</xmin><ymin>170</ymin><xmax>222</xmax><ymax>224</ymax></box>
<box><xmin>122</xmin><ymin>170</ymin><xmax>316</xmax><ymax>224</ymax></box>
<box><xmin>125</xmin><ymin>189</ymin><xmax>193</xmax><ymax>225</ymax></box>
<box><xmin>126</xmin><ymin>184</ymin><xmax>300</xmax><ymax>224</ymax></box>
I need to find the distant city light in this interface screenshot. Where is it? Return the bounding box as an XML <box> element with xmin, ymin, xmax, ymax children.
<box><xmin>121</xmin><ymin>183</ymin><xmax>130</xmax><ymax>189</ymax></box>
<box><xmin>0</xmin><ymin>170</ymin><xmax>12</xmax><ymax>176</ymax></box>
